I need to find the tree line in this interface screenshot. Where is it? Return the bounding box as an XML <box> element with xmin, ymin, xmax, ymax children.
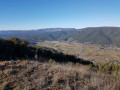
<box><xmin>0</xmin><ymin>38</ymin><xmax>93</xmax><ymax>65</ymax></box>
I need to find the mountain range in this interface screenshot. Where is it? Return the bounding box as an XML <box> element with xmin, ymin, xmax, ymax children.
<box><xmin>0</xmin><ymin>27</ymin><xmax>120</xmax><ymax>47</ymax></box>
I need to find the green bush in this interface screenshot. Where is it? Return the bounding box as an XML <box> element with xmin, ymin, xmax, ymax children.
<box><xmin>90</xmin><ymin>62</ymin><xmax>120</xmax><ymax>74</ymax></box>
<box><xmin>49</xmin><ymin>59</ymin><xmax>56</xmax><ymax>64</ymax></box>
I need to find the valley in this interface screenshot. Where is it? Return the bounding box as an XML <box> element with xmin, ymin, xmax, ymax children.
<box><xmin>37</xmin><ymin>41</ymin><xmax>120</xmax><ymax>63</ymax></box>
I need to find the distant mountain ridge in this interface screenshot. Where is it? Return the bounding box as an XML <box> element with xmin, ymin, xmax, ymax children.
<box><xmin>71</xmin><ymin>27</ymin><xmax>120</xmax><ymax>46</ymax></box>
<box><xmin>0</xmin><ymin>28</ymin><xmax>76</xmax><ymax>44</ymax></box>
<box><xmin>1</xmin><ymin>27</ymin><xmax>120</xmax><ymax>47</ymax></box>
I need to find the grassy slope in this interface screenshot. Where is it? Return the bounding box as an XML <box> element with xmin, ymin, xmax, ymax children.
<box><xmin>0</xmin><ymin>60</ymin><xmax>119</xmax><ymax>90</ymax></box>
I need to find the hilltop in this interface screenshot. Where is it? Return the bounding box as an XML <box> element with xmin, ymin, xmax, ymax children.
<box><xmin>0</xmin><ymin>60</ymin><xmax>120</xmax><ymax>90</ymax></box>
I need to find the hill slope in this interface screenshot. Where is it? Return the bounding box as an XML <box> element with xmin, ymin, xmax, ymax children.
<box><xmin>71</xmin><ymin>27</ymin><xmax>120</xmax><ymax>47</ymax></box>
<box><xmin>0</xmin><ymin>38</ymin><xmax>92</xmax><ymax>65</ymax></box>
<box><xmin>0</xmin><ymin>60</ymin><xmax>119</xmax><ymax>90</ymax></box>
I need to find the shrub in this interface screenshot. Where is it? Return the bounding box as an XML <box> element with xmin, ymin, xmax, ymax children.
<box><xmin>49</xmin><ymin>59</ymin><xmax>56</xmax><ymax>64</ymax></box>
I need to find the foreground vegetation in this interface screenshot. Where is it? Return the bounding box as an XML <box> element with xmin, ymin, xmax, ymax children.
<box><xmin>0</xmin><ymin>60</ymin><xmax>120</xmax><ymax>90</ymax></box>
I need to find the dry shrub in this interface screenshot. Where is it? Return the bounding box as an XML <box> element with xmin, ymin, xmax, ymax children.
<box><xmin>0</xmin><ymin>60</ymin><xmax>120</xmax><ymax>90</ymax></box>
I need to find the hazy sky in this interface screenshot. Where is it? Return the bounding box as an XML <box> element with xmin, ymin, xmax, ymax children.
<box><xmin>0</xmin><ymin>0</ymin><xmax>120</xmax><ymax>30</ymax></box>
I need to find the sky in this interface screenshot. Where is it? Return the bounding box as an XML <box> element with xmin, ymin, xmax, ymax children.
<box><xmin>0</xmin><ymin>0</ymin><xmax>120</xmax><ymax>30</ymax></box>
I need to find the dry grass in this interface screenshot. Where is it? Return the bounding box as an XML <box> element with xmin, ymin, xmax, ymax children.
<box><xmin>0</xmin><ymin>60</ymin><xmax>120</xmax><ymax>90</ymax></box>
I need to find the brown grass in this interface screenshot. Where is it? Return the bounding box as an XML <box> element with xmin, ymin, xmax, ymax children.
<box><xmin>0</xmin><ymin>60</ymin><xmax>120</xmax><ymax>90</ymax></box>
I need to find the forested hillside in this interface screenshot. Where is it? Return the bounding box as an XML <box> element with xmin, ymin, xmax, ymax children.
<box><xmin>0</xmin><ymin>38</ymin><xmax>92</xmax><ymax>65</ymax></box>
<box><xmin>0</xmin><ymin>28</ymin><xmax>76</xmax><ymax>44</ymax></box>
<box><xmin>1</xmin><ymin>27</ymin><xmax>120</xmax><ymax>46</ymax></box>
<box><xmin>70</xmin><ymin>27</ymin><xmax>120</xmax><ymax>47</ymax></box>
